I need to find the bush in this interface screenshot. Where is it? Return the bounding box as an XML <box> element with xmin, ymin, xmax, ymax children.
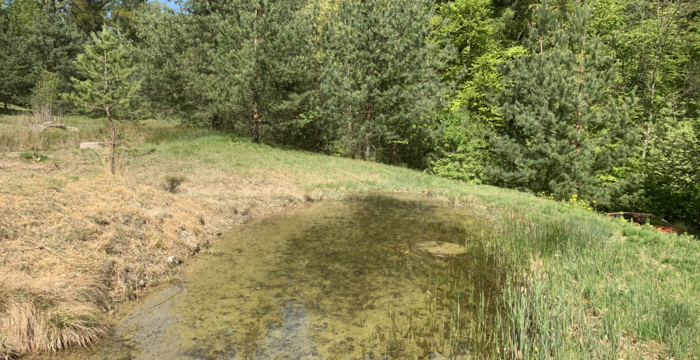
<box><xmin>164</xmin><ymin>175</ymin><xmax>186</xmax><ymax>193</ymax></box>
<box><xmin>19</xmin><ymin>151</ymin><xmax>48</xmax><ymax>162</ymax></box>
<box><xmin>425</xmin><ymin>110</ymin><xmax>490</xmax><ymax>183</ymax></box>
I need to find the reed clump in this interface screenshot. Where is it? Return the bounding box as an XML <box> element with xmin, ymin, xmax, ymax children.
<box><xmin>466</xmin><ymin>202</ymin><xmax>700</xmax><ymax>359</ymax></box>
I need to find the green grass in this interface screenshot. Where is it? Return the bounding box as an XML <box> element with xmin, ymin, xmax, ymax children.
<box><xmin>2</xmin><ymin>116</ymin><xmax>698</xmax><ymax>358</ymax></box>
<box><xmin>122</xmin><ymin>128</ymin><xmax>699</xmax><ymax>358</ymax></box>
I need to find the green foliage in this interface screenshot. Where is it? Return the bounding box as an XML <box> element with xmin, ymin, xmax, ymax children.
<box><xmin>133</xmin><ymin>0</ymin><xmax>313</xmax><ymax>143</ymax></box>
<box><xmin>1</xmin><ymin>0</ymin><xmax>41</xmax><ymax>34</ymax></box>
<box><xmin>164</xmin><ymin>174</ymin><xmax>186</xmax><ymax>193</ymax></box>
<box><xmin>196</xmin><ymin>0</ymin><xmax>313</xmax><ymax>141</ymax></box>
<box><xmin>65</xmin><ymin>0</ymin><xmax>111</xmax><ymax>35</ymax></box>
<box><xmin>605</xmin><ymin>0</ymin><xmax>700</xmax><ymax>159</ymax></box>
<box><xmin>108</xmin><ymin>0</ymin><xmax>146</xmax><ymax>41</ymax></box>
<box><xmin>66</xmin><ymin>26</ymin><xmax>141</xmax><ymax>119</ymax></box>
<box><xmin>32</xmin><ymin>70</ymin><xmax>59</xmax><ymax>112</ymax></box>
<box><xmin>0</xmin><ymin>3</ymin><xmax>84</xmax><ymax>109</ymax></box>
<box><xmin>638</xmin><ymin>121</ymin><xmax>700</xmax><ymax>227</ymax></box>
<box><xmin>487</xmin><ymin>0</ymin><xmax>637</xmax><ymax>205</ymax></box>
<box><xmin>20</xmin><ymin>151</ymin><xmax>48</xmax><ymax>162</ymax></box>
<box><xmin>428</xmin><ymin>0</ymin><xmax>525</xmax><ymax>184</ymax></box>
<box><xmin>26</xmin><ymin>5</ymin><xmax>85</xmax><ymax>98</ymax></box>
<box><xmin>425</xmin><ymin>110</ymin><xmax>490</xmax><ymax>183</ymax></box>
<box><xmin>128</xmin><ymin>2</ymin><xmax>195</xmax><ymax>120</ymax></box>
<box><xmin>0</xmin><ymin>14</ymin><xmax>33</xmax><ymax>106</ymax></box>
<box><xmin>66</xmin><ymin>26</ymin><xmax>141</xmax><ymax>174</ymax></box>
<box><xmin>320</xmin><ymin>0</ymin><xmax>445</xmax><ymax>161</ymax></box>
<box><xmin>649</xmin><ymin>121</ymin><xmax>700</xmax><ymax>190</ymax></box>
<box><xmin>433</xmin><ymin>0</ymin><xmax>495</xmax><ymax>84</ymax></box>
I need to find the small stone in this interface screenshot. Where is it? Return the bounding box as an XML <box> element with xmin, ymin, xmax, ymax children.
<box><xmin>42</xmin><ymin>121</ymin><xmax>66</xmax><ymax>129</ymax></box>
<box><xmin>139</xmin><ymin>280</ymin><xmax>146</xmax><ymax>287</ymax></box>
<box><xmin>29</xmin><ymin>124</ymin><xmax>47</xmax><ymax>132</ymax></box>
<box><xmin>168</xmin><ymin>256</ymin><xmax>182</xmax><ymax>264</ymax></box>
<box><xmin>67</xmin><ymin>126</ymin><xmax>79</xmax><ymax>132</ymax></box>
<box><xmin>7</xmin><ymin>152</ymin><xmax>21</xmax><ymax>158</ymax></box>
<box><xmin>80</xmin><ymin>142</ymin><xmax>105</xmax><ymax>149</ymax></box>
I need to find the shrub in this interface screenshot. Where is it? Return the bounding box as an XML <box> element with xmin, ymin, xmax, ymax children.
<box><xmin>19</xmin><ymin>151</ymin><xmax>48</xmax><ymax>162</ymax></box>
<box><xmin>164</xmin><ymin>175</ymin><xmax>187</xmax><ymax>193</ymax></box>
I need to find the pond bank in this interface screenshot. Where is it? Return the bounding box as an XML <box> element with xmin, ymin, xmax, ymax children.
<box><xmin>24</xmin><ymin>195</ymin><xmax>502</xmax><ymax>360</ymax></box>
<box><xmin>2</xmin><ymin>124</ymin><xmax>699</xmax><ymax>359</ymax></box>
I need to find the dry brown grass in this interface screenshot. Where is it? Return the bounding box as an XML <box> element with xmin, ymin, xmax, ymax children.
<box><xmin>0</xmin><ymin>157</ymin><xmax>224</xmax><ymax>356</ymax></box>
<box><xmin>0</xmin><ymin>272</ymin><xmax>109</xmax><ymax>356</ymax></box>
<box><xmin>0</xmin><ymin>113</ymin><xmax>189</xmax><ymax>153</ymax></box>
<box><xmin>0</xmin><ymin>120</ymin><xmax>323</xmax><ymax>357</ymax></box>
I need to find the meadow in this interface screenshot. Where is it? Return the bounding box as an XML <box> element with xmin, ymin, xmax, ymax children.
<box><xmin>0</xmin><ymin>113</ymin><xmax>698</xmax><ymax>359</ymax></box>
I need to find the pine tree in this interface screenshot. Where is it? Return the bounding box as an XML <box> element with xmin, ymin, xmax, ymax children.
<box><xmin>65</xmin><ymin>0</ymin><xmax>111</xmax><ymax>35</ymax></box>
<box><xmin>27</xmin><ymin>4</ymin><xmax>85</xmax><ymax>98</ymax></box>
<box><xmin>0</xmin><ymin>14</ymin><xmax>33</xmax><ymax>108</ymax></box>
<box><xmin>133</xmin><ymin>0</ymin><xmax>313</xmax><ymax>141</ymax></box>
<box><xmin>128</xmin><ymin>2</ymin><xmax>198</xmax><ymax>120</ymax></box>
<box><xmin>320</xmin><ymin>0</ymin><xmax>445</xmax><ymax>161</ymax></box>
<box><xmin>192</xmin><ymin>0</ymin><xmax>313</xmax><ymax>142</ymax></box>
<box><xmin>488</xmin><ymin>0</ymin><xmax>637</xmax><ymax>204</ymax></box>
<box><xmin>66</xmin><ymin>27</ymin><xmax>141</xmax><ymax>174</ymax></box>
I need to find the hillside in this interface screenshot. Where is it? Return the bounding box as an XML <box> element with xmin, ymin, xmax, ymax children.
<box><xmin>0</xmin><ymin>117</ymin><xmax>699</xmax><ymax>359</ymax></box>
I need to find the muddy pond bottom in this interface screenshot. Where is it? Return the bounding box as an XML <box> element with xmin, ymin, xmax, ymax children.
<box><xmin>45</xmin><ymin>195</ymin><xmax>500</xmax><ymax>360</ymax></box>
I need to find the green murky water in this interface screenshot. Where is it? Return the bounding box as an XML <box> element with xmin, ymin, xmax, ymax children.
<box><xmin>37</xmin><ymin>195</ymin><xmax>501</xmax><ymax>360</ymax></box>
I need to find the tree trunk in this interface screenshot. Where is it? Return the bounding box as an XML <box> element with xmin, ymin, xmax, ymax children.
<box><xmin>642</xmin><ymin>73</ymin><xmax>657</xmax><ymax>159</ymax></box>
<box><xmin>253</xmin><ymin>101</ymin><xmax>259</xmax><ymax>143</ymax></box>
<box><xmin>3</xmin><ymin>102</ymin><xmax>7</xmax><ymax>110</ymax></box>
<box><xmin>107</xmin><ymin>107</ymin><xmax>115</xmax><ymax>175</ymax></box>
<box><xmin>365</xmin><ymin>133</ymin><xmax>371</xmax><ymax>160</ymax></box>
<box><xmin>252</xmin><ymin>8</ymin><xmax>260</xmax><ymax>143</ymax></box>
<box><xmin>103</xmin><ymin>46</ymin><xmax>114</xmax><ymax>175</ymax></box>
<box><xmin>365</xmin><ymin>102</ymin><xmax>372</xmax><ymax>160</ymax></box>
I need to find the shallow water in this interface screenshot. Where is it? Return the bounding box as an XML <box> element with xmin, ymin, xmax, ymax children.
<box><xmin>34</xmin><ymin>195</ymin><xmax>500</xmax><ymax>360</ymax></box>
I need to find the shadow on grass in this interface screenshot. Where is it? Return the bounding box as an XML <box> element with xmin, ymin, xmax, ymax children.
<box><xmin>0</xmin><ymin>107</ymin><xmax>25</xmax><ymax>116</ymax></box>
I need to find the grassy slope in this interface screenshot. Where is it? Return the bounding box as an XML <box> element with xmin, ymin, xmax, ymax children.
<box><xmin>0</xmin><ymin>118</ymin><xmax>698</xmax><ymax>358</ymax></box>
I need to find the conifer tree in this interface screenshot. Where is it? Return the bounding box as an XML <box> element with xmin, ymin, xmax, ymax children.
<box><xmin>65</xmin><ymin>0</ymin><xmax>111</xmax><ymax>35</ymax></box>
<box><xmin>27</xmin><ymin>4</ymin><xmax>85</xmax><ymax>97</ymax></box>
<box><xmin>320</xmin><ymin>0</ymin><xmax>445</xmax><ymax>161</ymax></box>
<box><xmin>183</xmin><ymin>0</ymin><xmax>312</xmax><ymax>142</ymax></box>
<box><xmin>66</xmin><ymin>27</ymin><xmax>141</xmax><ymax>174</ymax></box>
<box><xmin>0</xmin><ymin>15</ymin><xmax>32</xmax><ymax>108</ymax></box>
<box><xmin>488</xmin><ymin>0</ymin><xmax>637</xmax><ymax>204</ymax></box>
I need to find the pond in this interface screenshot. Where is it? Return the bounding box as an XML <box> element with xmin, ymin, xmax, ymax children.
<box><xmin>34</xmin><ymin>195</ymin><xmax>502</xmax><ymax>360</ymax></box>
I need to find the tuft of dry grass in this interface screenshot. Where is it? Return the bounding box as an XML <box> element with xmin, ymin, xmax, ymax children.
<box><xmin>0</xmin><ymin>166</ymin><xmax>220</xmax><ymax>356</ymax></box>
<box><xmin>0</xmin><ymin>272</ymin><xmax>109</xmax><ymax>356</ymax></box>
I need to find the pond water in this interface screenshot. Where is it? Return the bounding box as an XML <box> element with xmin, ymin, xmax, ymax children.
<box><xmin>34</xmin><ymin>195</ymin><xmax>501</xmax><ymax>360</ymax></box>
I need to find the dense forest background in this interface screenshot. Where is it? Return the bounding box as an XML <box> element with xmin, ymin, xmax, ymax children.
<box><xmin>1</xmin><ymin>0</ymin><xmax>699</xmax><ymax>228</ymax></box>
